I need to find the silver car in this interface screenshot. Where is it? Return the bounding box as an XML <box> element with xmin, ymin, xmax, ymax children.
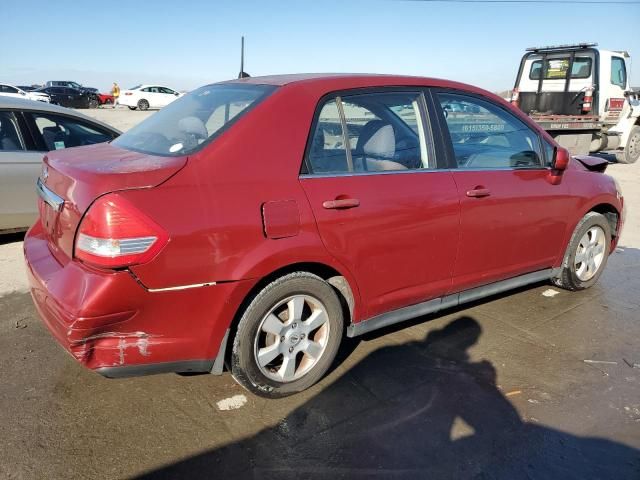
<box><xmin>0</xmin><ymin>97</ymin><xmax>120</xmax><ymax>233</ymax></box>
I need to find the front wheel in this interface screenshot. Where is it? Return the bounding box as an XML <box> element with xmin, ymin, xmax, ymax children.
<box><xmin>553</xmin><ymin>212</ymin><xmax>611</xmax><ymax>291</ymax></box>
<box><xmin>231</xmin><ymin>272</ymin><xmax>344</xmax><ymax>398</ymax></box>
<box><xmin>615</xmin><ymin>125</ymin><xmax>640</xmax><ymax>164</ymax></box>
<box><xmin>88</xmin><ymin>98</ymin><xmax>99</xmax><ymax>109</ymax></box>
<box><xmin>128</xmin><ymin>106</ymin><xmax>137</xmax><ymax>110</ymax></box>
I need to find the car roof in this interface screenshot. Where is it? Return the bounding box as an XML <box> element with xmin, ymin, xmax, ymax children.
<box><xmin>222</xmin><ymin>73</ymin><xmax>493</xmax><ymax>97</ymax></box>
<box><xmin>0</xmin><ymin>97</ymin><xmax>121</xmax><ymax>134</ymax></box>
<box><xmin>218</xmin><ymin>73</ymin><xmax>510</xmax><ymax>108</ymax></box>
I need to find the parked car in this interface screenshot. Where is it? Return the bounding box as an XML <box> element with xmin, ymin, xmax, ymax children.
<box><xmin>35</xmin><ymin>87</ymin><xmax>99</xmax><ymax>109</ymax></box>
<box><xmin>16</xmin><ymin>85</ymin><xmax>41</xmax><ymax>92</ymax></box>
<box><xmin>98</xmin><ymin>93</ymin><xmax>114</xmax><ymax>105</ymax></box>
<box><xmin>0</xmin><ymin>97</ymin><xmax>120</xmax><ymax>233</ymax></box>
<box><xmin>25</xmin><ymin>74</ymin><xmax>625</xmax><ymax>397</ymax></box>
<box><xmin>0</xmin><ymin>83</ymin><xmax>50</xmax><ymax>103</ymax></box>
<box><xmin>118</xmin><ymin>84</ymin><xmax>182</xmax><ymax>110</ymax></box>
<box><xmin>45</xmin><ymin>81</ymin><xmax>99</xmax><ymax>94</ymax></box>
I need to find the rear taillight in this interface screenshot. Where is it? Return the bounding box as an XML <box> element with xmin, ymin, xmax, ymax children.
<box><xmin>75</xmin><ymin>194</ymin><xmax>168</xmax><ymax>268</ymax></box>
<box><xmin>582</xmin><ymin>87</ymin><xmax>593</xmax><ymax>113</ymax></box>
<box><xmin>510</xmin><ymin>88</ymin><xmax>520</xmax><ymax>108</ymax></box>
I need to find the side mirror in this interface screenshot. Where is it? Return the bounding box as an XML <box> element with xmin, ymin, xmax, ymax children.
<box><xmin>553</xmin><ymin>147</ymin><xmax>570</xmax><ymax>171</ymax></box>
<box><xmin>20</xmin><ymin>91</ymin><xmax>26</xmax><ymax>96</ymax></box>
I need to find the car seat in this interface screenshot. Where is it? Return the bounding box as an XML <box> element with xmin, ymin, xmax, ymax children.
<box><xmin>41</xmin><ymin>126</ymin><xmax>65</xmax><ymax>151</ymax></box>
<box><xmin>354</xmin><ymin>120</ymin><xmax>407</xmax><ymax>171</ymax></box>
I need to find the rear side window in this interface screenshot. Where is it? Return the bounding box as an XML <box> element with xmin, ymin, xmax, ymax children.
<box><xmin>529</xmin><ymin>57</ymin><xmax>592</xmax><ymax>80</ymax></box>
<box><xmin>28</xmin><ymin>113</ymin><xmax>115</xmax><ymax>151</ymax></box>
<box><xmin>307</xmin><ymin>91</ymin><xmax>432</xmax><ymax>174</ymax></box>
<box><xmin>0</xmin><ymin>112</ymin><xmax>25</xmax><ymax>151</ymax></box>
<box><xmin>611</xmin><ymin>57</ymin><xmax>627</xmax><ymax>88</ymax></box>
<box><xmin>112</xmin><ymin>84</ymin><xmax>275</xmax><ymax>156</ymax></box>
<box><xmin>437</xmin><ymin>92</ymin><xmax>542</xmax><ymax>169</ymax></box>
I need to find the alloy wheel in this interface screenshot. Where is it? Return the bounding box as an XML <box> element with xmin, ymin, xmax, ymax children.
<box><xmin>253</xmin><ymin>295</ymin><xmax>330</xmax><ymax>383</ymax></box>
<box><xmin>574</xmin><ymin>226</ymin><xmax>606</xmax><ymax>281</ymax></box>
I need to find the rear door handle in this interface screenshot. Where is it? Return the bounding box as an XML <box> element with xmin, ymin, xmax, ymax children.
<box><xmin>322</xmin><ymin>198</ymin><xmax>360</xmax><ymax>209</ymax></box>
<box><xmin>466</xmin><ymin>188</ymin><xmax>491</xmax><ymax>198</ymax></box>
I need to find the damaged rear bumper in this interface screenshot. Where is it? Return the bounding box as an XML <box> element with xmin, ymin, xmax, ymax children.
<box><xmin>24</xmin><ymin>221</ymin><xmax>250</xmax><ymax>376</ymax></box>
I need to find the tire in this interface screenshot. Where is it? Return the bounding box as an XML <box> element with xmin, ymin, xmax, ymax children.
<box><xmin>231</xmin><ymin>272</ymin><xmax>344</xmax><ymax>398</ymax></box>
<box><xmin>128</xmin><ymin>106</ymin><xmax>137</xmax><ymax>110</ymax></box>
<box><xmin>88</xmin><ymin>98</ymin><xmax>99</xmax><ymax>109</ymax></box>
<box><xmin>137</xmin><ymin>99</ymin><xmax>149</xmax><ymax>111</ymax></box>
<box><xmin>553</xmin><ymin>212</ymin><xmax>611</xmax><ymax>291</ymax></box>
<box><xmin>615</xmin><ymin>125</ymin><xmax>640</xmax><ymax>164</ymax></box>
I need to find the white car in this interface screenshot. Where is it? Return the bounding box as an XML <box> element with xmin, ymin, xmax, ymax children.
<box><xmin>0</xmin><ymin>83</ymin><xmax>50</xmax><ymax>103</ymax></box>
<box><xmin>118</xmin><ymin>84</ymin><xmax>183</xmax><ymax>110</ymax></box>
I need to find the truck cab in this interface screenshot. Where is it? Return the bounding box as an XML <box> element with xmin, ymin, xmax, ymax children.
<box><xmin>512</xmin><ymin>43</ymin><xmax>639</xmax><ymax>163</ymax></box>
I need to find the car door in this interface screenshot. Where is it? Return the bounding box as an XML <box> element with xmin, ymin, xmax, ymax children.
<box><xmin>47</xmin><ymin>88</ymin><xmax>66</xmax><ymax>106</ymax></box>
<box><xmin>432</xmin><ymin>90</ymin><xmax>572</xmax><ymax>292</ymax></box>
<box><xmin>158</xmin><ymin>87</ymin><xmax>177</xmax><ymax>107</ymax></box>
<box><xmin>146</xmin><ymin>86</ymin><xmax>162</xmax><ymax>108</ymax></box>
<box><xmin>300</xmin><ymin>90</ymin><xmax>460</xmax><ymax>319</ymax></box>
<box><xmin>0</xmin><ymin>110</ymin><xmax>43</xmax><ymax>230</ymax></box>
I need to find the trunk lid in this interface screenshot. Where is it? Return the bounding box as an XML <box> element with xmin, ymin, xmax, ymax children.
<box><xmin>38</xmin><ymin>142</ymin><xmax>186</xmax><ymax>263</ymax></box>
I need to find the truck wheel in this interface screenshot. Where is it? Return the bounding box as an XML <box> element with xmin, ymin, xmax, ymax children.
<box><xmin>615</xmin><ymin>126</ymin><xmax>640</xmax><ymax>164</ymax></box>
<box><xmin>553</xmin><ymin>212</ymin><xmax>611</xmax><ymax>291</ymax></box>
<box><xmin>230</xmin><ymin>272</ymin><xmax>344</xmax><ymax>398</ymax></box>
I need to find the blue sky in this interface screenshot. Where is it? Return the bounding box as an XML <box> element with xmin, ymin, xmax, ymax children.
<box><xmin>1</xmin><ymin>0</ymin><xmax>639</xmax><ymax>93</ymax></box>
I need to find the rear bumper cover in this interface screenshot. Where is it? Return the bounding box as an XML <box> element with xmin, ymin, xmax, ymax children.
<box><xmin>24</xmin><ymin>221</ymin><xmax>252</xmax><ymax>375</ymax></box>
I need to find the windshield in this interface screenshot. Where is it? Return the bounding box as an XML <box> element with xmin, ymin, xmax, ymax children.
<box><xmin>129</xmin><ymin>84</ymin><xmax>142</xmax><ymax>90</ymax></box>
<box><xmin>112</xmin><ymin>83</ymin><xmax>275</xmax><ymax>156</ymax></box>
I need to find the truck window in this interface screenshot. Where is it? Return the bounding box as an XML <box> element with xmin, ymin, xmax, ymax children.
<box><xmin>611</xmin><ymin>57</ymin><xmax>627</xmax><ymax>88</ymax></box>
<box><xmin>529</xmin><ymin>57</ymin><xmax>592</xmax><ymax>80</ymax></box>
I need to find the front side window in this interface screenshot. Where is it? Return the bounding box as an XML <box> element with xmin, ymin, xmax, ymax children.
<box><xmin>0</xmin><ymin>112</ymin><xmax>25</xmax><ymax>151</ymax></box>
<box><xmin>28</xmin><ymin>113</ymin><xmax>115</xmax><ymax>151</ymax></box>
<box><xmin>307</xmin><ymin>91</ymin><xmax>432</xmax><ymax>174</ymax></box>
<box><xmin>529</xmin><ymin>57</ymin><xmax>592</xmax><ymax>80</ymax></box>
<box><xmin>437</xmin><ymin>92</ymin><xmax>542</xmax><ymax>169</ymax></box>
<box><xmin>112</xmin><ymin>83</ymin><xmax>275</xmax><ymax>156</ymax></box>
<box><xmin>611</xmin><ymin>57</ymin><xmax>627</xmax><ymax>88</ymax></box>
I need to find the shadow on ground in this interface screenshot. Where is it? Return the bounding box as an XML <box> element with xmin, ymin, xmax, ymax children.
<box><xmin>135</xmin><ymin>315</ymin><xmax>640</xmax><ymax>480</ymax></box>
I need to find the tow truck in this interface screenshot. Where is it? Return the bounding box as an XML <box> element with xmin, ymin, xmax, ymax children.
<box><xmin>511</xmin><ymin>43</ymin><xmax>640</xmax><ymax>163</ymax></box>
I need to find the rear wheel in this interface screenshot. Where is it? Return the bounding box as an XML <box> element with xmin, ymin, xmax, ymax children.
<box><xmin>615</xmin><ymin>125</ymin><xmax>640</xmax><ymax>164</ymax></box>
<box><xmin>231</xmin><ymin>272</ymin><xmax>344</xmax><ymax>398</ymax></box>
<box><xmin>553</xmin><ymin>212</ymin><xmax>611</xmax><ymax>291</ymax></box>
<box><xmin>137</xmin><ymin>99</ymin><xmax>149</xmax><ymax>111</ymax></box>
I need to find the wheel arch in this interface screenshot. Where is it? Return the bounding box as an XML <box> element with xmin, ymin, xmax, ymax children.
<box><xmin>588</xmin><ymin>202</ymin><xmax>621</xmax><ymax>249</ymax></box>
<box><xmin>223</xmin><ymin>261</ymin><xmax>358</xmax><ymax>369</ymax></box>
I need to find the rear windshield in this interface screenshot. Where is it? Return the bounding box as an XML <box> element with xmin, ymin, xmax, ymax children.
<box><xmin>112</xmin><ymin>83</ymin><xmax>276</xmax><ymax>156</ymax></box>
<box><xmin>529</xmin><ymin>57</ymin><xmax>592</xmax><ymax>80</ymax></box>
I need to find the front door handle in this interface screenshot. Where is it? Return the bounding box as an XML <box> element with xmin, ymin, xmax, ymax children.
<box><xmin>466</xmin><ymin>187</ymin><xmax>491</xmax><ymax>198</ymax></box>
<box><xmin>322</xmin><ymin>198</ymin><xmax>360</xmax><ymax>209</ymax></box>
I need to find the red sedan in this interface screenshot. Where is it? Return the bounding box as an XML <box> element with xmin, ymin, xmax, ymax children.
<box><xmin>25</xmin><ymin>74</ymin><xmax>625</xmax><ymax>397</ymax></box>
